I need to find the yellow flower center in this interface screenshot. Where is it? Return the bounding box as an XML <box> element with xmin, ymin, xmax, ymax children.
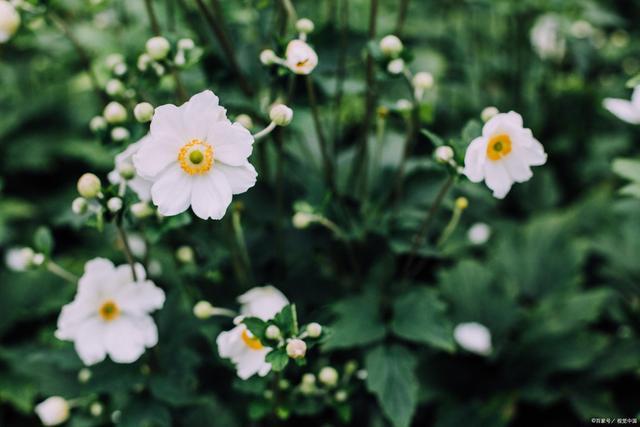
<box><xmin>99</xmin><ymin>300</ymin><xmax>120</xmax><ymax>322</ymax></box>
<box><xmin>296</xmin><ymin>58</ymin><xmax>309</xmax><ymax>68</ymax></box>
<box><xmin>178</xmin><ymin>139</ymin><xmax>214</xmax><ymax>175</ymax></box>
<box><xmin>241</xmin><ymin>328</ymin><xmax>264</xmax><ymax>351</ymax></box>
<box><xmin>486</xmin><ymin>133</ymin><xmax>512</xmax><ymax>161</ymax></box>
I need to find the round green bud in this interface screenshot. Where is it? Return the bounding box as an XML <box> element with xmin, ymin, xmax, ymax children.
<box><xmin>77</xmin><ymin>173</ymin><xmax>102</xmax><ymax>198</ymax></box>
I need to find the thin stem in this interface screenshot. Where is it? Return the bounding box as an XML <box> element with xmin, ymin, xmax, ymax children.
<box><xmin>306</xmin><ymin>76</ymin><xmax>336</xmax><ymax>192</ymax></box>
<box><xmin>253</xmin><ymin>121</ymin><xmax>277</xmax><ymax>141</ymax></box>
<box><xmin>116</xmin><ymin>223</ymin><xmax>138</xmax><ymax>281</ymax></box>
<box><xmin>332</xmin><ymin>0</ymin><xmax>349</xmax><ymax>143</ymax></box>
<box><xmin>231</xmin><ymin>207</ymin><xmax>253</xmax><ymax>284</ymax></box>
<box><xmin>46</xmin><ymin>261</ymin><xmax>78</xmax><ymax>284</ymax></box>
<box><xmin>143</xmin><ymin>0</ymin><xmax>162</xmax><ymax>35</ymax></box>
<box><xmin>402</xmin><ymin>175</ymin><xmax>454</xmax><ymax>277</ymax></box>
<box><xmin>280</xmin><ymin>0</ymin><xmax>298</xmax><ymax>27</ymax></box>
<box><xmin>395</xmin><ymin>0</ymin><xmax>411</xmax><ymax>37</ymax></box>
<box><xmin>436</xmin><ymin>206</ymin><xmax>463</xmax><ymax>248</ymax></box>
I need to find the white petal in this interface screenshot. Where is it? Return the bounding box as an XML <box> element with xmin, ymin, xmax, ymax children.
<box><xmin>215</xmin><ymin>162</ymin><xmax>257</xmax><ymax>195</ymax></box>
<box><xmin>236</xmin><ymin>350</ymin><xmax>270</xmax><ymax>380</ymax></box>
<box><xmin>112</xmin><ymin>263</ymin><xmax>147</xmax><ymax>285</ymax></box>
<box><xmin>503</xmin><ymin>152</ymin><xmax>533</xmax><ymax>183</ymax></box>
<box><xmin>115</xmin><ymin>280</ymin><xmax>165</xmax><ymax>315</ymax></box>
<box><xmin>190</xmin><ymin>169</ymin><xmax>232</xmax><ymax>220</ymax></box>
<box><xmin>484</xmin><ymin>161</ymin><xmax>513</xmax><ymax>199</ymax></box>
<box><xmin>463</xmin><ymin>137</ymin><xmax>487</xmax><ymax>183</ymax></box>
<box><xmin>55</xmin><ymin>300</ymin><xmax>96</xmax><ymax>340</ymax></box>
<box><xmin>104</xmin><ymin>316</ymin><xmax>147</xmax><ymax>364</ymax></box>
<box><xmin>150</xmin><ymin>104</ymin><xmax>187</xmax><ymax>146</ymax></box>
<box><xmin>208</xmin><ymin>122</ymin><xmax>254</xmax><ymax>166</ymax></box>
<box><xmin>151</xmin><ymin>165</ymin><xmax>193</xmax><ymax>216</ymax></box>
<box><xmin>74</xmin><ymin>317</ymin><xmax>107</xmax><ymax>366</ymax></box>
<box><xmin>77</xmin><ymin>258</ymin><xmax>116</xmax><ymax>299</ymax></box>
<box><xmin>182</xmin><ymin>90</ymin><xmax>227</xmax><ymax>140</ymax></box>
<box><xmin>603</xmin><ymin>98</ymin><xmax>640</xmax><ymax>125</ymax></box>
<box><xmin>128</xmin><ymin>176</ymin><xmax>153</xmax><ymax>201</ymax></box>
<box><xmin>238</xmin><ymin>286</ymin><xmax>289</xmax><ymax>320</ymax></box>
<box><xmin>133</xmin><ymin>138</ymin><xmax>178</xmax><ymax>180</ymax></box>
<box><xmin>631</xmin><ymin>86</ymin><xmax>640</xmax><ymax>110</ymax></box>
<box><xmin>217</xmin><ymin>326</ymin><xmax>245</xmax><ymax>359</ymax></box>
<box><xmin>520</xmin><ymin>137</ymin><xmax>547</xmax><ymax>166</ymax></box>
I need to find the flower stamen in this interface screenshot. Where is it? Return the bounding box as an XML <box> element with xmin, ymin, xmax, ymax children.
<box><xmin>241</xmin><ymin>328</ymin><xmax>264</xmax><ymax>350</ymax></box>
<box><xmin>99</xmin><ymin>300</ymin><xmax>120</xmax><ymax>322</ymax></box>
<box><xmin>486</xmin><ymin>133</ymin><xmax>512</xmax><ymax>161</ymax></box>
<box><xmin>178</xmin><ymin>139</ymin><xmax>214</xmax><ymax>175</ymax></box>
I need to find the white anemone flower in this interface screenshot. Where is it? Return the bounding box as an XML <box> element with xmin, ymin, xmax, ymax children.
<box><xmin>530</xmin><ymin>14</ymin><xmax>566</xmax><ymax>61</ymax></box>
<box><xmin>464</xmin><ymin>111</ymin><xmax>547</xmax><ymax>199</ymax></box>
<box><xmin>603</xmin><ymin>86</ymin><xmax>640</xmax><ymax>125</ymax></box>
<box><xmin>35</xmin><ymin>397</ymin><xmax>70</xmax><ymax>426</ymax></box>
<box><xmin>133</xmin><ymin>90</ymin><xmax>257</xmax><ymax>220</ymax></box>
<box><xmin>55</xmin><ymin>258</ymin><xmax>165</xmax><ymax>366</ymax></box>
<box><xmin>217</xmin><ymin>286</ymin><xmax>289</xmax><ymax>379</ymax></box>
<box><xmin>108</xmin><ymin>137</ymin><xmax>153</xmax><ymax>201</ymax></box>
<box><xmin>454</xmin><ymin>322</ymin><xmax>492</xmax><ymax>356</ymax></box>
<box><xmin>285</xmin><ymin>40</ymin><xmax>318</xmax><ymax>75</ymax></box>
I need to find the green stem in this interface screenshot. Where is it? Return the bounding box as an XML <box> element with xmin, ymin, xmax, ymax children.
<box><xmin>306</xmin><ymin>76</ymin><xmax>336</xmax><ymax>193</ymax></box>
<box><xmin>116</xmin><ymin>223</ymin><xmax>138</xmax><ymax>282</ymax></box>
<box><xmin>436</xmin><ymin>206</ymin><xmax>463</xmax><ymax>248</ymax></box>
<box><xmin>395</xmin><ymin>0</ymin><xmax>411</xmax><ymax>37</ymax></box>
<box><xmin>231</xmin><ymin>207</ymin><xmax>253</xmax><ymax>284</ymax></box>
<box><xmin>46</xmin><ymin>261</ymin><xmax>78</xmax><ymax>284</ymax></box>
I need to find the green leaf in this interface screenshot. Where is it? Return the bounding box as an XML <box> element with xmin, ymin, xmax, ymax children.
<box><xmin>365</xmin><ymin>345</ymin><xmax>418</xmax><ymax>427</ymax></box>
<box><xmin>420</xmin><ymin>128</ymin><xmax>445</xmax><ymax>147</ymax></box>
<box><xmin>265</xmin><ymin>348</ymin><xmax>289</xmax><ymax>372</ymax></box>
<box><xmin>242</xmin><ymin>317</ymin><xmax>268</xmax><ymax>342</ymax></box>
<box><xmin>612</xmin><ymin>158</ymin><xmax>640</xmax><ymax>182</ymax></box>
<box><xmin>323</xmin><ymin>292</ymin><xmax>386</xmax><ymax>350</ymax></box>
<box><xmin>33</xmin><ymin>226</ymin><xmax>54</xmax><ymax>255</ymax></box>
<box><xmin>272</xmin><ymin>304</ymin><xmax>295</xmax><ymax>336</ymax></box>
<box><xmin>391</xmin><ymin>287</ymin><xmax>455</xmax><ymax>352</ymax></box>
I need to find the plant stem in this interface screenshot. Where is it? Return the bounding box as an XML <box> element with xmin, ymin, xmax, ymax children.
<box><xmin>143</xmin><ymin>0</ymin><xmax>161</xmax><ymax>35</ymax></box>
<box><xmin>436</xmin><ymin>205</ymin><xmax>463</xmax><ymax>248</ymax></box>
<box><xmin>332</xmin><ymin>0</ymin><xmax>349</xmax><ymax>142</ymax></box>
<box><xmin>46</xmin><ymin>261</ymin><xmax>78</xmax><ymax>284</ymax></box>
<box><xmin>253</xmin><ymin>121</ymin><xmax>277</xmax><ymax>141</ymax></box>
<box><xmin>280</xmin><ymin>0</ymin><xmax>298</xmax><ymax>27</ymax></box>
<box><xmin>116</xmin><ymin>223</ymin><xmax>138</xmax><ymax>281</ymax></box>
<box><xmin>231</xmin><ymin>207</ymin><xmax>253</xmax><ymax>284</ymax></box>
<box><xmin>395</xmin><ymin>0</ymin><xmax>411</xmax><ymax>37</ymax></box>
<box><xmin>306</xmin><ymin>76</ymin><xmax>336</xmax><ymax>193</ymax></box>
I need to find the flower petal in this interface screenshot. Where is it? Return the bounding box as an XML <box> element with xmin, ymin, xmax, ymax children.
<box><xmin>74</xmin><ymin>317</ymin><xmax>107</xmax><ymax>366</ymax></box>
<box><xmin>503</xmin><ymin>151</ymin><xmax>533</xmax><ymax>183</ymax></box>
<box><xmin>463</xmin><ymin>137</ymin><xmax>487</xmax><ymax>183</ymax></box>
<box><xmin>151</xmin><ymin>165</ymin><xmax>193</xmax><ymax>216</ymax></box>
<box><xmin>603</xmin><ymin>98</ymin><xmax>640</xmax><ymax>125</ymax></box>
<box><xmin>115</xmin><ymin>280</ymin><xmax>166</xmax><ymax>315</ymax></box>
<box><xmin>104</xmin><ymin>316</ymin><xmax>147</xmax><ymax>364</ymax></box>
<box><xmin>150</xmin><ymin>104</ymin><xmax>187</xmax><ymax>145</ymax></box>
<box><xmin>215</xmin><ymin>162</ymin><xmax>257</xmax><ymax>195</ymax></box>
<box><xmin>190</xmin><ymin>169</ymin><xmax>233</xmax><ymax>220</ymax></box>
<box><xmin>182</xmin><ymin>90</ymin><xmax>228</xmax><ymax>140</ymax></box>
<box><xmin>133</xmin><ymin>138</ymin><xmax>178</xmax><ymax>181</ymax></box>
<box><xmin>208</xmin><ymin>122</ymin><xmax>254</xmax><ymax>166</ymax></box>
<box><xmin>484</xmin><ymin>161</ymin><xmax>513</xmax><ymax>199</ymax></box>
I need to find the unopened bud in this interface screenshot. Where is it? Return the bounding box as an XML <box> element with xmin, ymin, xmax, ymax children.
<box><xmin>269</xmin><ymin>104</ymin><xmax>294</xmax><ymax>126</ymax></box>
<box><xmin>318</xmin><ymin>366</ymin><xmax>339</xmax><ymax>387</ymax></box>
<box><xmin>134</xmin><ymin>102</ymin><xmax>154</xmax><ymax>123</ymax></box>
<box><xmin>265</xmin><ymin>324</ymin><xmax>281</xmax><ymax>340</ymax></box>
<box><xmin>259</xmin><ymin>49</ymin><xmax>278</xmax><ymax>65</ymax></box>
<box><xmin>387</xmin><ymin>58</ymin><xmax>405</xmax><ymax>75</ymax></box>
<box><xmin>412</xmin><ymin>71</ymin><xmax>434</xmax><ymax>90</ymax></box>
<box><xmin>130</xmin><ymin>201</ymin><xmax>153</xmax><ymax>218</ymax></box>
<box><xmin>306</xmin><ymin>322</ymin><xmax>322</xmax><ymax>338</ymax></box>
<box><xmin>286</xmin><ymin>338</ymin><xmax>307</xmax><ymax>359</ymax></box>
<box><xmin>380</xmin><ymin>35</ymin><xmax>403</xmax><ymax>57</ymax></box>
<box><xmin>107</xmin><ymin>197</ymin><xmax>123</xmax><ymax>213</ymax></box>
<box><xmin>296</xmin><ymin>18</ymin><xmax>314</xmax><ymax>34</ymax></box>
<box><xmin>193</xmin><ymin>301</ymin><xmax>215</xmax><ymax>319</ymax></box>
<box><xmin>105</xmin><ymin>79</ymin><xmax>125</xmax><ymax>97</ymax></box>
<box><xmin>90</xmin><ymin>402</ymin><xmax>103</xmax><ymax>417</ymax></box>
<box><xmin>77</xmin><ymin>173</ymin><xmax>101</xmax><ymax>198</ymax></box>
<box><xmin>176</xmin><ymin>245</ymin><xmax>195</xmax><ymax>264</ymax></box>
<box><xmin>146</xmin><ymin>36</ymin><xmax>171</xmax><ymax>60</ymax></box>
<box><xmin>481</xmin><ymin>106</ymin><xmax>499</xmax><ymax>122</ymax></box>
<box><xmin>89</xmin><ymin>116</ymin><xmax>107</xmax><ymax>133</ymax></box>
<box><xmin>292</xmin><ymin>212</ymin><xmax>315</xmax><ymax>229</ymax></box>
<box><xmin>111</xmin><ymin>126</ymin><xmax>130</xmax><ymax>142</ymax></box>
<box><xmin>435</xmin><ymin>146</ymin><xmax>454</xmax><ymax>163</ymax></box>
<box><xmin>78</xmin><ymin>368</ymin><xmax>92</xmax><ymax>383</ymax></box>
<box><xmin>235</xmin><ymin>114</ymin><xmax>253</xmax><ymax>130</ymax></box>
<box><xmin>455</xmin><ymin>197</ymin><xmax>469</xmax><ymax>210</ymax></box>
<box><xmin>334</xmin><ymin>390</ymin><xmax>348</xmax><ymax>402</ymax></box>
<box><xmin>177</xmin><ymin>38</ymin><xmax>195</xmax><ymax>50</ymax></box>
<box><xmin>72</xmin><ymin>197</ymin><xmax>88</xmax><ymax>214</ymax></box>
<box><xmin>0</xmin><ymin>1</ymin><xmax>21</xmax><ymax>42</ymax></box>
<box><xmin>103</xmin><ymin>101</ymin><xmax>127</xmax><ymax>124</ymax></box>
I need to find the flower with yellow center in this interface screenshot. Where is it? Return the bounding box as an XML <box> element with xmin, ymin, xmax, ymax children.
<box><xmin>464</xmin><ymin>111</ymin><xmax>547</xmax><ymax>199</ymax></box>
<box><xmin>133</xmin><ymin>90</ymin><xmax>257</xmax><ymax>220</ymax></box>
<box><xmin>55</xmin><ymin>258</ymin><xmax>165</xmax><ymax>366</ymax></box>
<box><xmin>217</xmin><ymin>286</ymin><xmax>289</xmax><ymax>379</ymax></box>
<box><xmin>284</xmin><ymin>40</ymin><xmax>318</xmax><ymax>75</ymax></box>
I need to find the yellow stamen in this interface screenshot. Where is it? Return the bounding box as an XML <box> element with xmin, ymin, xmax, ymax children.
<box><xmin>99</xmin><ymin>300</ymin><xmax>120</xmax><ymax>322</ymax></box>
<box><xmin>486</xmin><ymin>133</ymin><xmax>512</xmax><ymax>161</ymax></box>
<box><xmin>178</xmin><ymin>139</ymin><xmax>214</xmax><ymax>175</ymax></box>
<box><xmin>296</xmin><ymin>59</ymin><xmax>309</xmax><ymax>68</ymax></box>
<box><xmin>241</xmin><ymin>328</ymin><xmax>264</xmax><ymax>350</ymax></box>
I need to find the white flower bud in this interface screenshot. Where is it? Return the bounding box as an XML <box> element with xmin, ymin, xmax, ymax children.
<box><xmin>434</xmin><ymin>146</ymin><xmax>454</xmax><ymax>163</ymax></box>
<box><xmin>301</xmin><ymin>373</ymin><xmax>316</xmax><ymax>385</ymax></box>
<box><xmin>265</xmin><ymin>324</ymin><xmax>281</xmax><ymax>340</ymax></box>
<box><xmin>296</xmin><ymin>18</ymin><xmax>314</xmax><ymax>34</ymax></box>
<box><xmin>90</xmin><ymin>402</ymin><xmax>103</xmax><ymax>417</ymax></box>
<box><xmin>481</xmin><ymin>106</ymin><xmax>499</xmax><ymax>122</ymax></box>
<box><xmin>318</xmin><ymin>366</ymin><xmax>339</xmax><ymax>387</ymax></box>
<box><xmin>103</xmin><ymin>101</ymin><xmax>127</xmax><ymax>124</ymax></box>
<box><xmin>146</xmin><ymin>36</ymin><xmax>171</xmax><ymax>60</ymax></box>
<box><xmin>176</xmin><ymin>245</ymin><xmax>195</xmax><ymax>264</ymax></box>
<box><xmin>379</xmin><ymin>35</ymin><xmax>403</xmax><ymax>57</ymax></box>
<box><xmin>467</xmin><ymin>222</ymin><xmax>491</xmax><ymax>245</ymax></box>
<box><xmin>356</xmin><ymin>369</ymin><xmax>368</xmax><ymax>380</ymax></box>
<box><xmin>113</xmin><ymin>62</ymin><xmax>128</xmax><ymax>76</ymax></box>
<box><xmin>89</xmin><ymin>116</ymin><xmax>107</xmax><ymax>133</ymax></box>
<box><xmin>235</xmin><ymin>114</ymin><xmax>253</xmax><ymax>130</ymax></box>
<box><xmin>32</xmin><ymin>253</ymin><xmax>45</xmax><ymax>266</ymax></box>
<box><xmin>412</xmin><ymin>71</ymin><xmax>434</xmax><ymax>90</ymax></box>
<box><xmin>105</xmin><ymin>79</ymin><xmax>125</xmax><ymax>96</ymax></box>
<box><xmin>110</xmin><ymin>126</ymin><xmax>130</xmax><ymax>142</ymax></box>
<box><xmin>0</xmin><ymin>1</ymin><xmax>21</xmax><ymax>44</ymax></box>
<box><xmin>137</xmin><ymin>53</ymin><xmax>152</xmax><ymax>71</ymax></box>
<box><xmin>72</xmin><ymin>197</ymin><xmax>88</xmax><ymax>215</ymax></box>
<box><xmin>292</xmin><ymin>212</ymin><xmax>315</xmax><ymax>229</ymax></box>
<box><xmin>269</xmin><ymin>104</ymin><xmax>294</xmax><ymax>126</ymax></box>
<box><xmin>306</xmin><ymin>322</ymin><xmax>322</xmax><ymax>338</ymax></box>
<box><xmin>395</xmin><ymin>99</ymin><xmax>413</xmax><ymax>112</ymax></box>
<box><xmin>387</xmin><ymin>58</ymin><xmax>405</xmax><ymax>75</ymax></box>
<box><xmin>148</xmin><ymin>259</ymin><xmax>162</xmax><ymax>276</ymax></box>
<box><xmin>193</xmin><ymin>301</ymin><xmax>215</xmax><ymax>319</ymax></box>
<box><xmin>35</xmin><ymin>397</ymin><xmax>70</xmax><ymax>426</ymax></box>
<box><xmin>130</xmin><ymin>201</ymin><xmax>154</xmax><ymax>218</ymax></box>
<box><xmin>107</xmin><ymin>197</ymin><xmax>123</xmax><ymax>213</ymax></box>
<box><xmin>178</xmin><ymin>38</ymin><xmax>195</xmax><ymax>50</ymax></box>
<box><xmin>334</xmin><ymin>390</ymin><xmax>348</xmax><ymax>402</ymax></box>
<box><xmin>105</xmin><ymin>53</ymin><xmax>124</xmax><ymax>70</ymax></box>
<box><xmin>259</xmin><ymin>49</ymin><xmax>278</xmax><ymax>65</ymax></box>
<box><xmin>286</xmin><ymin>338</ymin><xmax>307</xmax><ymax>359</ymax></box>
<box><xmin>78</xmin><ymin>368</ymin><xmax>92</xmax><ymax>383</ymax></box>
<box><xmin>5</xmin><ymin>247</ymin><xmax>35</xmax><ymax>271</ymax></box>
<box><xmin>152</xmin><ymin>62</ymin><xmax>166</xmax><ymax>76</ymax></box>
<box><xmin>117</xmin><ymin>161</ymin><xmax>136</xmax><ymax>180</ymax></box>
<box><xmin>454</xmin><ymin>322</ymin><xmax>492</xmax><ymax>356</ymax></box>
<box><xmin>77</xmin><ymin>173</ymin><xmax>102</xmax><ymax>198</ymax></box>
<box><xmin>134</xmin><ymin>102</ymin><xmax>154</xmax><ymax>123</ymax></box>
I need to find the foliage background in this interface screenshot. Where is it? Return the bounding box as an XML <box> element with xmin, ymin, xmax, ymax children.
<box><xmin>1</xmin><ymin>0</ymin><xmax>640</xmax><ymax>426</ymax></box>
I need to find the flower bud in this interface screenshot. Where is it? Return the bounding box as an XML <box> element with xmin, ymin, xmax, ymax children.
<box><xmin>318</xmin><ymin>366</ymin><xmax>339</xmax><ymax>387</ymax></box>
<box><xmin>152</xmin><ymin>62</ymin><xmax>166</xmax><ymax>76</ymax></box>
<box><xmin>286</xmin><ymin>338</ymin><xmax>307</xmax><ymax>359</ymax></box>
<box><xmin>105</xmin><ymin>79</ymin><xmax>125</xmax><ymax>97</ymax></box>
<box><xmin>334</xmin><ymin>390</ymin><xmax>348</xmax><ymax>402</ymax></box>
<box><xmin>178</xmin><ymin>38</ymin><xmax>195</xmax><ymax>50</ymax></box>
<box><xmin>117</xmin><ymin>161</ymin><xmax>136</xmax><ymax>180</ymax></box>
<box><xmin>467</xmin><ymin>222</ymin><xmax>491</xmax><ymax>245</ymax></box>
<box><xmin>35</xmin><ymin>397</ymin><xmax>70</xmax><ymax>426</ymax></box>
<box><xmin>137</xmin><ymin>53</ymin><xmax>152</xmax><ymax>71</ymax></box>
<box><xmin>285</xmin><ymin>40</ymin><xmax>318</xmax><ymax>75</ymax></box>
<box><xmin>269</xmin><ymin>104</ymin><xmax>294</xmax><ymax>126</ymax></box>
<box><xmin>235</xmin><ymin>114</ymin><xmax>253</xmax><ymax>130</ymax></box>
<box><xmin>130</xmin><ymin>201</ymin><xmax>154</xmax><ymax>218</ymax></box>
<box><xmin>5</xmin><ymin>247</ymin><xmax>35</xmax><ymax>271</ymax></box>
<box><xmin>301</xmin><ymin>373</ymin><xmax>316</xmax><ymax>386</ymax></box>
<box><xmin>296</xmin><ymin>18</ymin><xmax>314</xmax><ymax>34</ymax></box>
<box><xmin>134</xmin><ymin>102</ymin><xmax>154</xmax><ymax>123</ymax></box>
<box><xmin>146</xmin><ymin>36</ymin><xmax>171</xmax><ymax>60</ymax></box>
<box><xmin>176</xmin><ymin>245</ymin><xmax>195</xmax><ymax>264</ymax></box>
<box><xmin>435</xmin><ymin>146</ymin><xmax>454</xmax><ymax>163</ymax></box>
<box><xmin>0</xmin><ymin>0</ymin><xmax>20</xmax><ymax>43</ymax></box>
<box><xmin>107</xmin><ymin>197</ymin><xmax>123</xmax><ymax>213</ymax></box>
<box><xmin>110</xmin><ymin>126</ymin><xmax>130</xmax><ymax>142</ymax></box>
<box><xmin>379</xmin><ymin>35</ymin><xmax>403</xmax><ymax>57</ymax></box>
<box><xmin>90</xmin><ymin>402</ymin><xmax>103</xmax><ymax>417</ymax></box>
<box><xmin>453</xmin><ymin>322</ymin><xmax>492</xmax><ymax>356</ymax></box>
<box><xmin>265</xmin><ymin>324</ymin><xmax>281</xmax><ymax>340</ymax></box>
<box><xmin>356</xmin><ymin>369</ymin><xmax>368</xmax><ymax>380</ymax></box>
<box><xmin>481</xmin><ymin>106</ymin><xmax>499</xmax><ymax>122</ymax></box>
<box><xmin>412</xmin><ymin>71</ymin><xmax>434</xmax><ymax>90</ymax></box>
<box><xmin>455</xmin><ymin>197</ymin><xmax>469</xmax><ymax>210</ymax></box>
<box><xmin>259</xmin><ymin>49</ymin><xmax>278</xmax><ymax>65</ymax></box>
<box><xmin>78</xmin><ymin>368</ymin><xmax>92</xmax><ymax>383</ymax></box>
<box><xmin>32</xmin><ymin>253</ymin><xmax>45</xmax><ymax>266</ymax></box>
<box><xmin>387</xmin><ymin>58</ymin><xmax>405</xmax><ymax>75</ymax></box>
<box><xmin>306</xmin><ymin>322</ymin><xmax>322</xmax><ymax>338</ymax></box>
<box><xmin>193</xmin><ymin>301</ymin><xmax>215</xmax><ymax>319</ymax></box>
<box><xmin>77</xmin><ymin>173</ymin><xmax>102</xmax><ymax>198</ymax></box>
<box><xmin>292</xmin><ymin>212</ymin><xmax>315</xmax><ymax>229</ymax></box>
<box><xmin>103</xmin><ymin>101</ymin><xmax>127</xmax><ymax>124</ymax></box>
<box><xmin>105</xmin><ymin>53</ymin><xmax>124</xmax><ymax>70</ymax></box>
<box><xmin>89</xmin><ymin>116</ymin><xmax>107</xmax><ymax>133</ymax></box>
<box><xmin>113</xmin><ymin>62</ymin><xmax>128</xmax><ymax>76</ymax></box>
<box><xmin>71</xmin><ymin>197</ymin><xmax>88</xmax><ymax>215</ymax></box>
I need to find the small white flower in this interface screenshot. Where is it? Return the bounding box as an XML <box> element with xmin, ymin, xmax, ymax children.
<box><xmin>387</xmin><ymin>58</ymin><xmax>405</xmax><ymax>75</ymax></box>
<box><xmin>55</xmin><ymin>258</ymin><xmax>165</xmax><ymax>365</ymax></box>
<box><xmin>379</xmin><ymin>35</ymin><xmax>403</xmax><ymax>57</ymax></box>
<box><xmin>146</xmin><ymin>36</ymin><xmax>171</xmax><ymax>60</ymax></box>
<box><xmin>463</xmin><ymin>111</ymin><xmax>547</xmax><ymax>199</ymax></box>
<box><xmin>318</xmin><ymin>366</ymin><xmax>338</xmax><ymax>387</ymax></box>
<box><xmin>286</xmin><ymin>338</ymin><xmax>307</xmax><ymax>359</ymax></box>
<box><xmin>5</xmin><ymin>247</ymin><xmax>35</xmax><ymax>271</ymax></box>
<box><xmin>285</xmin><ymin>40</ymin><xmax>318</xmax><ymax>75</ymax></box>
<box><xmin>530</xmin><ymin>14</ymin><xmax>566</xmax><ymax>61</ymax></box>
<box><xmin>269</xmin><ymin>104</ymin><xmax>294</xmax><ymax>126</ymax></box>
<box><xmin>481</xmin><ymin>106</ymin><xmax>499</xmax><ymax>122</ymax></box>
<box><xmin>453</xmin><ymin>322</ymin><xmax>492</xmax><ymax>356</ymax></box>
<box><xmin>134</xmin><ymin>102</ymin><xmax>154</xmax><ymax>123</ymax></box>
<box><xmin>434</xmin><ymin>146</ymin><xmax>454</xmax><ymax>163</ymax></box>
<box><xmin>103</xmin><ymin>101</ymin><xmax>127</xmax><ymax>124</ymax></box>
<box><xmin>109</xmin><ymin>137</ymin><xmax>153</xmax><ymax>201</ymax></box>
<box><xmin>0</xmin><ymin>0</ymin><xmax>20</xmax><ymax>43</ymax></box>
<box><xmin>265</xmin><ymin>324</ymin><xmax>281</xmax><ymax>340</ymax></box>
<box><xmin>35</xmin><ymin>397</ymin><xmax>70</xmax><ymax>426</ymax></box>
<box><xmin>603</xmin><ymin>86</ymin><xmax>640</xmax><ymax>125</ymax></box>
<box><xmin>133</xmin><ymin>90</ymin><xmax>257</xmax><ymax>220</ymax></box>
<box><xmin>467</xmin><ymin>222</ymin><xmax>491</xmax><ymax>245</ymax></box>
<box><xmin>77</xmin><ymin>173</ymin><xmax>102</xmax><ymax>198</ymax></box>
<box><xmin>216</xmin><ymin>286</ymin><xmax>289</xmax><ymax>379</ymax></box>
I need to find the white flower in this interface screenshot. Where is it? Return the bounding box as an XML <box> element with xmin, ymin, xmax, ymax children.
<box><xmin>530</xmin><ymin>14</ymin><xmax>566</xmax><ymax>61</ymax></box>
<box><xmin>132</xmin><ymin>90</ymin><xmax>257</xmax><ymax>220</ymax></box>
<box><xmin>467</xmin><ymin>222</ymin><xmax>491</xmax><ymax>245</ymax></box>
<box><xmin>285</xmin><ymin>40</ymin><xmax>318</xmax><ymax>75</ymax></box>
<box><xmin>35</xmin><ymin>397</ymin><xmax>70</xmax><ymax>426</ymax></box>
<box><xmin>603</xmin><ymin>86</ymin><xmax>640</xmax><ymax>125</ymax></box>
<box><xmin>55</xmin><ymin>258</ymin><xmax>165</xmax><ymax>365</ymax></box>
<box><xmin>216</xmin><ymin>286</ymin><xmax>289</xmax><ymax>379</ymax></box>
<box><xmin>379</xmin><ymin>35</ymin><xmax>403</xmax><ymax>57</ymax></box>
<box><xmin>109</xmin><ymin>137</ymin><xmax>153</xmax><ymax>201</ymax></box>
<box><xmin>463</xmin><ymin>111</ymin><xmax>547</xmax><ymax>199</ymax></box>
<box><xmin>5</xmin><ymin>247</ymin><xmax>35</xmax><ymax>271</ymax></box>
<box><xmin>0</xmin><ymin>0</ymin><xmax>20</xmax><ymax>43</ymax></box>
<box><xmin>453</xmin><ymin>322</ymin><xmax>492</xmax><ymax>356</ymax></box>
